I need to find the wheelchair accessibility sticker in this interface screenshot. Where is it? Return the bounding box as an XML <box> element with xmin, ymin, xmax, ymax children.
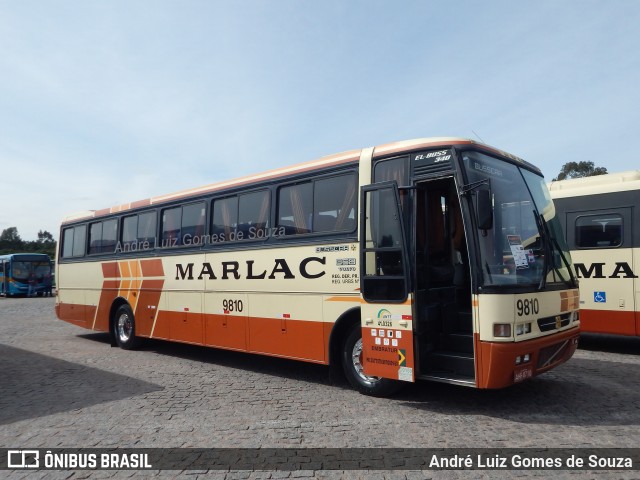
<box><xmin>594</xmin><ymin>291</ymin><xmax>607</xmax><ymax>303</ymax></box>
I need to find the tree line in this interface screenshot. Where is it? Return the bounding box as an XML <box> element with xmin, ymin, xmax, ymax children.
<box><xmin>552</xmin><ymin>161</ymin><xmax>607</xmax><ymax>181</ymax></box>
<box><xmin>0</xmin><ymin>227</ymin><xmax>56</xmax><ymax>258</ymax></box>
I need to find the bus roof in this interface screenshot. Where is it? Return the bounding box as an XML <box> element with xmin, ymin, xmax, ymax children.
<box><xmin>0</xmin><ymin>253</ymin><xmax>51</xmax><ymax>261</ymax></box>
<box><xmin>548</xmin><ymin>170</ymin><xmax>640</xmax><ymax>199</ymax></box>
<box><xmin>61</xmin><ymin>137</ymin><xmax>530</xmax><ymax>224</ymax></box>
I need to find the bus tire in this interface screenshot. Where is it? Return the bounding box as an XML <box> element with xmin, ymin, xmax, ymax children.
<box><xmin>341</xmin><ymin>322</ymin><xmax>402</xmax><ymax>397</ymax></box>
<box><xmin>113</xmin><ymin>304</ymin><xmax>140</xmax><ymax>350</ymax></box>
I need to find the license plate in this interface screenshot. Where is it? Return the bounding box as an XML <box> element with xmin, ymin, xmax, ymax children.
<box><xmin>514</xmin><ymin>365</ymin><xmax>533</xmax><ymax>383</ymax></box>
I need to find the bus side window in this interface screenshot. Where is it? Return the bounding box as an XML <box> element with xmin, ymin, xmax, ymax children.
<box><xmin>277</xmin><ymin>173</ymin><xmax>356</xmax><ymax>237</ymax></box>
<box><xmin>313</xmin><ymin>174</ymin><xmax>357</xmax><ymax>233</ymax></box>
<box><xmin>122</xmin><ymin>215</ymin><xmax>138</xmax><ymax>250</ymax></box>
<box><xmin>277</xmin><ymin>183</ymin><xmax>313</xmax><ymax>235</ymax></box>
<box><xmin>181</xmin><ymin>202</ymin><xmax>206</xmax><ymax>243</ymax></box>
<box><xmin>575</xmin><ymin>214</ymin><xmax>623</xmax><ymax>248</ymax></box>
<box><xmin>61</xmin><ymin>225</ymin><xmax>87</xmax><ymax>257</ymax></box>
<box><xmin>88</xmin><ymin>222</ymin><xmax>103</xmax><ymax>255</ymax></box>
<box><xmin>73</xmin><ymin>225</ymin><xmax>87</xmax><ymax>257</ymax></box>
<box><xmin>212</xmin><ymin>196</ymin><xmax>238</xmax><ymax>242</ymax></box>
<box><xmin>138</xmin><ymin>211</ymin><xmax>157</xmax><ymax>245</ymax></box>
<box><xmin>89</xmin><ymin>219</ymin><xmax>118</xmax><ymax>255</ymax></box>
<box><xmin>373</xmin><ymin>156</ymin><xmax>410</xmax><ymax>214</ymax></box>
<box><xmin>62</xmin><ymin>228</ymin><xmax>75</xmax><ymax>258</ymax></box>
<box><xmin>102</xmin><ymin>219</ymin><xmax>118</xmax><ymax>253</ymax></box>
<box><xmin>238</xmin><ymin>190</ymin><xmax>270</xmax><ymax>238</ymax></box>
<box><xmin>162</xmin><ymin>207</ymin><xmax>182</xmax><ymax>247</ymax></box>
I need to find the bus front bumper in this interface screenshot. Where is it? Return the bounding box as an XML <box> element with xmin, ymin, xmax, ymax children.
<box><xmin>476</xmin><ymin>327</ymin><xmax>580</xmax><ymax>389</ymax></box>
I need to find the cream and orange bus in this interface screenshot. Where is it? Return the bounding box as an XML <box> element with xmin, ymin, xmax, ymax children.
<box><xmin>56</xmin><ymin>137</ymin><xmax>580</xmax><ymax>396</ymax></box>
<box><xmin>549</xmin><ymin>170</ymin><xmax>640</xmax><ymax>337</ymax></box>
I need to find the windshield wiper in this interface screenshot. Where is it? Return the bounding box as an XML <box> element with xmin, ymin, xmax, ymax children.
<box><xmin>459</xmin><ymin>179</ymin><xmax>489</xmax><ymax>195</ymax></box>
<box><xmin>533</xmin><ymin>211</ymin><xmax>550</xmax><ymax>291</ymax></box>
<box><xmin>533</xmin><ymin>210</ymin><xmax>576</xmax><ymax>290</ymax></box>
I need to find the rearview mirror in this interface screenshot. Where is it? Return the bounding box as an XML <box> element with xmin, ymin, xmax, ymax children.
<box><xmin>476</xmin><ymin>189</ymin><xmax>493</xmax><ymax>230</ymax></box>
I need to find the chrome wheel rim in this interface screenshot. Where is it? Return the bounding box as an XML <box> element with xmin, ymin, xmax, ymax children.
<box><xmin>351</xmin><ymin>338</ymin><xmax>381</xmax><ymax>385</ymax></box>
<box><xmin>117</xmin><ymin>312</ymin><xmax>133</xmax><ymax>343</ymax></box>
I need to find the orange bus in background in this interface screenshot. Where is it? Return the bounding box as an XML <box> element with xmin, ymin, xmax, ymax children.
<box><xmin>550</xmin><ymin>170</ymin><xmax>640</xmax><ymax>337</ymax></box>
<box><xmin>56</xmin><ymin>137</ymin><xmax>579</xmax><ymax>396</ymax></box>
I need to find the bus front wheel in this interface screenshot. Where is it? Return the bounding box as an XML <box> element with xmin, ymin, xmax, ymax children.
<box><xmin>113</xmin><ymin>304</ymin><xmax>140</xmax><ymax>350</ymax></box>
<box><xmin>341</xmin><ymin>323</ymin><xmax>401</xmax><ymax>397</ymax></box>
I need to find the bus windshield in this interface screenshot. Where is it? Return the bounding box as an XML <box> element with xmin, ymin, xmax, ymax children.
<box><xmin>462</xmin><ymin>151</ymin><xmax>574</xmax><ymax>289</ymax></box>
<box><xmin>11</xmin><ymin>260</ymin><xmax>52</xmax><ymax>282</ymax></box>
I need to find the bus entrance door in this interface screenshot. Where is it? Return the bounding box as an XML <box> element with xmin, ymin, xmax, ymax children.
<box><xmin>359</xmin><ymin>182</ymin><xmax>415</xmax><ymax>383</ymax></box>
<box><xmin>414</xmin><ymin>178</ymin><xmax>475</xmax><ymax>384</ymax></box>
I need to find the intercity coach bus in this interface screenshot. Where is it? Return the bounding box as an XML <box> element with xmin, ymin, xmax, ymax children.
<box><xmin>56</xmin><ymin>137</ymin><xmax>580</xmax><ymax>396</ymax></box>
<box><xmin>549</xmin><ymin>170</ymin><xmax>640</xmax><ymax>337</ymax></box>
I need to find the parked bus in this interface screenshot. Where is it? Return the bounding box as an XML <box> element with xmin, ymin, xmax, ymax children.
<box><xmin>549</xmin><ymin>170</ymin><xmax>640</xmax><ymax>337</ymax></box>
<box><xmin>56</xmin><ymin>137</ymin><xmax>579</xmax><ymax>395</ymax></box>
<box><xmin>0</xmin><ymin>253</ymin><xmax>53</xmax><ymax>297</ymax></box>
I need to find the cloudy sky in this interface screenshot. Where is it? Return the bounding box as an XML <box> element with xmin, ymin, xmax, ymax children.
<box><xmin>1</xmin><ymin>1</ymin><xmax>639</xmax><ymax>241</ymax></box>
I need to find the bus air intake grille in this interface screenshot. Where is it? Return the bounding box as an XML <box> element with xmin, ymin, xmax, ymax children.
<box><xmin>537</xmin><ymin>313</ymin><xmax>570</xmax><ymax>332</ymax></box>
<box><xmin>413</xmin><ymin>163</ymin><xmax>453</xmax><ymax>177</ymax></box>
<box><xmin>536</xmin><ymin>340</ymin><xmax>570</xmax><ymax>369</ymax></box>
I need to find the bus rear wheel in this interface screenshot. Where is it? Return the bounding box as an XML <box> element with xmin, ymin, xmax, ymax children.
<box><xmin>341</xmin><ymin>323</ymin><xmax>401</xmax><ymax>397</ymax></box>
<box><xmin>113</xmin><ymin>304</ymin><xmax>140</xmax><ymax>350</ymax></box>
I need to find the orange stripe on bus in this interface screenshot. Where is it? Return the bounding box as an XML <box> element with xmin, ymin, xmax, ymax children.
<box><xmin>325</xmin><ymin>296</ymin><xmax>362</xmax><ymax>303</ymax></box>
<box><xmin>58</xmin><ymin>303</ymin><xmax>87</xmax><ymax>326</ymax></box>
<box><xmin>102</xmin><ymin>262</ymin><xmax>119</xmax><ymax>279</ymax></box>
<box><xmin>570</xmin><ymin>290</ymin><xmax>580</xmax><ymax>310</ymax></box>
<box><xmin>204</xmin><ymin>313</ymin><xmax>247</xmax><ymax>350</ymax></box>
<box><xmin>325</xmin><ymin>296</ymin><xmax>413</xmax><ymax>306</ymax></box>
<box><xmin>119</xmin><ymin>279</ymin><xmax>131</xmax><ymax>295</ymax></box>
<box><xmin>128</xmin><ymin>260</ymin><xmax>142</xmax><ymax>279</ymax></box>
<box><xmin>140</xmin><ymin>258</ymin><xmax>164</xmax><ymax>277</ymax></box>
<box><xmin>560</xmin><ymin>289</ymin><xmax>580</xmax><ymax>312</ymax></box>
<box><xmin>94</xmin><ymin>279</ymin><xmax>120</xmax><ymax>331</ymax></box>
<box><xmin>119</xmin><ymin>261</ymin><xmax>131</xmax><ymax>279</ymax></box>
<box><xmin>133</xmin><ymin>279</ymin><xmax>164</xmax><ymax>336</ymax></box>
<box><xmin>71</xmin><ymin>301</ymin><xmax>330</xmax><ymax>364</ymax></box>
<box><xmin>131</xmin><ymin>199</ymin><xmax>151</xmax><ymax>209</ymax></box>
<box><xmin>148</xmin><ymin>311</ymin><xmax>328</xmax><ymax>363</ymax></box>
<box><xmin>579</xmin><ymin>309</ymin><xmax>637</xmax><ymax>336</ymax></box>
<box><xmin>373</xmin><ymin>139</ymin><xmax>472</xmax><ymax>159</ymax></box>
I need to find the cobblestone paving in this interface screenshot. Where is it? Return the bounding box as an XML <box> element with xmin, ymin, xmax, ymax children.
<box><xmin>1</xmin><ymin>297</ymin><xmax>639</xmax><ymax>479</ymax></box>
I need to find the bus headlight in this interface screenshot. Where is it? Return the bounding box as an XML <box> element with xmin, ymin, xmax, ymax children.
<box><xmin>493</xmin><ymin>323</ymin><xmax>512</xmax><ymax>337</ymax></box>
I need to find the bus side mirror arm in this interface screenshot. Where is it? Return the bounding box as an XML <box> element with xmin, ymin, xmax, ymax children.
<box><xmin>476</xmin><ymin>189</ymin><xmax>493</xmax><ymax>230</ymax></box>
